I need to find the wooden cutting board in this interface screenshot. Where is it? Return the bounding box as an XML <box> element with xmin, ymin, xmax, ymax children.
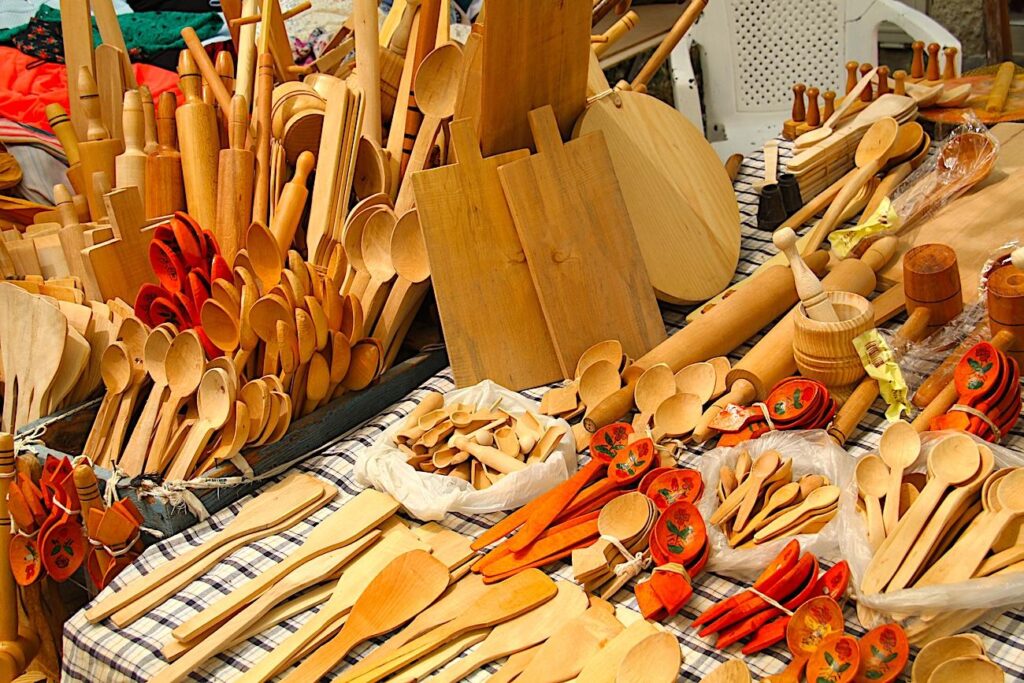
<box><xmin>83</xmin><ymin>188</ymin><xmax>158</xmax><ymax>303</ymax></box>
<box><xmin>498</xmin><ymin>106</ymin><xmax>666</xmax><ymax>375</ymax></box>
<box><xmin>478</xmin><ymin>0</ymin><xmax>590</xmax><ymax>156</ymax></box>
<box><xmin>411</xmin><ymin>118</ymin><xmax>563</xmax><ymax>389</ymax></box>
<box><xmin>878</xmin><ymin>122</ymin><xmax>1024</xmax><ymax>302</ymax></box>
<box><xmin>574</xmin><ymin>89</ymin><xmax>740</xmax><ymax>304</ymax></box>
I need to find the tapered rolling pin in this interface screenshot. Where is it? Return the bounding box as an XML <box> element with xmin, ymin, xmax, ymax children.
<box><xmin>175</xmin><ymin>50</ymin><xmax>220</xmax><ymax>230</ymax></box>
<box><xmin>146</xmin><ymin>92</ymin><xmax>186</xmax><ymax>218</ymax></box>
<box><xmin>115</xmin><ymin>89</ymin><xmax>147</xmax><ymax>202</ymax></box>
<box><xmin>77</xmin><ymin>67</ymin><xmax>123</xmax><ymax>221</ymax></box>
<box><xmin>692</xmin><ymin>237</ymin><xmax>899</xmax><ymax>443</ymax></box>
<box><xmin>252</xmin><ymin>52</ymin><xmax>274</xmax><ymax>226</ymax></box>
<box><xmin>270</xmin><ymin>151</ymin><xmax>315</xmax><ymax>253</ymax></box>
<box><xmin>828</xmin><ymin>245</ymin><xmax>963</xmax><ymax>445</ymax></box>
<box><xmin>911</xmin><ymin>329</ymin><xmax>1016</xmax><ymax>432</ymax></box>
<box><xmin>581</xmin><ymin>251</ymin><xmax>830</xmax><ymax>438</ymax></box>
<box><xmin>45</xmin><ymin>103</ymin><xmax>86</xmax><ymax>195</ymax></box>
<box><xmin>215</xmin><ymin>96</ymin><xmax>255</xmax><ymax>262</ymax></box>
<box><xmin>354</xmin><ymin>0</ymin><xmax>382</xmax><ymax>145</ymax></box>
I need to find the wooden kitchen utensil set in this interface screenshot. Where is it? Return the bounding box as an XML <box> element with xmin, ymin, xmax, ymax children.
<box><xmin>389</xmin><ymin>392</ymin><xmax>565</xmax><ymax>488</ymax></box>
<box><xmin>710</xmin><ymin>449</ymin><xmax>839</xmax><ymax>547</ymax></box>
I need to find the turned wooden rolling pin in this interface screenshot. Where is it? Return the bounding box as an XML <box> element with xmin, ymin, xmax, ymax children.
<box><xmin>0</xmin><ymin>434</ymin><xmax>17</xmax><ymax>649</ymax></box>
<box><xmin>692</xmin><ymin>237</ymin><xmax>899</xmax><ymax>443</ymax></box>
<box><xmin>580</xmin><ymin>251</ymin><xmax>830</xmax><ymax>436</ymax></box>
<box><xmin>45</xmin><ymin>103</ymin><xmax>86</xmax><ymax>195</ymax></box>
<box><xmin>115</xmin><ymin>89</ymin><xmax>147</xmax><ymax>201</ymax></box>
<box><xmin>214</xmin><ymin>95</ymin><xmax>254</xmax><ymax>261</ymax></box>
<box><xmin>77</xmin><ymin>67</ymin><xmax>123</xmax><ymax>221</ymax></box>
<box><xmin>986</xmin><ymin>62</ymin><xmax>1016</xmax><ymax>114</ymax></box>
<box><xmin>146</xmin><ymin>92</ymin><xmax>186</xmax><ymax>218</ymax></box>
<box><xmin>175</xmin><ymin>50</ymin><xmax>220</xmax><ymax>230</ymax></box>
<box><xmin>828</xmin><ymin>244</ymin><xmax>964</xmax><ymax>445</ymax></box>
<box><xmin>354</xmin><ymin>0</ymin><xmax>383</xmax><ymax>145</ymax></box>
<box><xmin>270</xmin><ymin>151</ymin><xmax>315</xmax><ymax>253</ymax></box>
<box><xmin>911</xmin><ymin>329</ymin><xmax>1016</xmax><ymax>432</ymax></box>
<box><xmin>592</xmin><ymin>10</ymin><xmax>639</xmax><ymax>58</ymax></box>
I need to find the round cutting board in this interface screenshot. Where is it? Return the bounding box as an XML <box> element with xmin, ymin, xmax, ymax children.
<box><xmin>574</xmin><ymin>89</ymin><xmax>740</xmax><ymax>303</ymax></box>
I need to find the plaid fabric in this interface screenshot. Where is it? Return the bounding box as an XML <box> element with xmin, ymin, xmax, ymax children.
<box><xmin>63</xmin><ymin>143</ymin><xmax>1024</xmax><ymax>682</ymax></box>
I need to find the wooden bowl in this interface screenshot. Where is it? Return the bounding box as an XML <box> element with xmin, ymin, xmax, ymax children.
<box><xmin>794</xmin><ymin>291</ymin><xmax>874</xmax><ymax>389</ymax></box>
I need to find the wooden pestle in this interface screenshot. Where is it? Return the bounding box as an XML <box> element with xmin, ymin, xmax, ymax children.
<box><xmin>692</xmin><ymin>237</ymin><xmax>899</xmax><ymax>443</ymax></box>
<box><xmin>115</xmin><ymin>89</ymin><xmax>147</xmax><ymax>202</ymax></box>
<box><xmin>45</xmin><ymin>103</ymin><xmax>86</xmax><ymax>195</ymax></box>
<box><xmin>580</xmin><ymin>251</ymin><xmax>830</xmax><ymax>439</ymax></box>
<box><xmin>215</xmin><ymin>96</ymin><xmax>255</xmax><ymax>262</ymax></box>
<box><xmin>176</xmin><ymin>50</ymin><xmax>220</xmax><ymax>230</ymax></box>
<box><xmin>77</xmin><ymin>67</ymin><xmax>123</xmax><ymax>222</ymax></box>
<box><xmin>146</xmin><ymin>92</ymin><xmax>186</xmax><ymax>218</ymax></box>
<box><xmin>270</xmin><ymin>150</ymin><xmax>315</xmax><ymax>253</ymax></box>
<box><xmin>912</xmin><ymin>329</ymin><xmax>1016</xmax><ymax>432</ymax></box>
<box><xmin>774</xmin><ymin>227</ymin><xmax>838</xmax><ymax>321</ymax></box>
<box><xmin>828</xmin><ymin>244</ymin><xmax>964</xmax><ymax>445</ymax></box>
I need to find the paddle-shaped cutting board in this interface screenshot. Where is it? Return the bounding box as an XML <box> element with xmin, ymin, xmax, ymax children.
<box><xmin>411</xmin><ymin>118</ymin><xmax>563</xmax><ymax>389</ymax></box>
<box><xmin>478</xmin><ymin>0</ymin><xmax>590</xmax><ymax>156</ymax></box>
<box><xmin>498</xmin><ymin>106</ymin><xmax>666</xmax><ymax>375</ymax></box>
<box><xmin>574</xmin><ymin>88</ymin><xmax>740</xmax><ymax>304</ymax></box>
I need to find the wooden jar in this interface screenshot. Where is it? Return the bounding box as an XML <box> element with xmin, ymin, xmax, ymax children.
<box><xmin>794</xmin><ymin>291</ymin><xmax>875</xmax><ymax>393</ymax></box>
<box><xmin>903</xmin><ymin>243</ymin><xmax>962</xmax><ymax>330</ymax></box>
<box><xmin>988</xmin><ymin>262</ymin><xmax>1024</xmax><ymax>365</ymax></box>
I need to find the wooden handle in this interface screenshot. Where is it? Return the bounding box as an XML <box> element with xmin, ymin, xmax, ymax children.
<box><xmin>156</xmin><ymin>92</ymin><xmax>179</xmax><ymax>150</ymax></box>
<box><xmin>182</xmin><ymin>27</ymin><xmax>234</xmax><ymax>116</ymax></box>
<box><xmin>593</xmin><ymin>10</ymin><xmax>639</xmax><ymax>58</ymax></box>
<box><xmin>800</xmin><ymin>160</ymin><xmax>883</xmax><ymax>256</ymax></box>
<box><xmin>354</xmin><ymin>0</ymin><xmax>383</xmax><ymax>145</ymax></box>
<box><xmin>389</xmin><ymin>0</ymin><xmax>421</xmax><ymax>55</ymax></box>
<box><xmin>139</xmin><ymin>85</ymin><xmax>158</xmax><ymax>154</ymax></box>
<box><xmin>79</xmin><ymin>67</ymin><xmax>110</xmax><ymax>142</ymax></box>
<box><xmin>45</xmin><ymin>104</ymin><xmax>81</xmax><ymax>165</ymax></box>
<box><xmin>986</xmin><ymin>62</ymin><xmax>1015</xmax><ymax>113</ymax></box>
<box><xmin>121</xmin><ymin>90</ymin><xmax>145</xmax><ymax>154</ymax></box>
<box><xmin>631</xmin><ymin>0</ymin><xmax>707</xmax><ymax>89</ymax></box>
<box><xmin>692</xmin><ymin>379</ymin><xmax>756</xmax><ymax>444</ymax></box>
<box><xmin>0</xmin><ymin>433</ymin><xmax>16</xmax><ymax>643</ymax></box>
<box><xmin>773</xmin><ymin>227</ymin><xmax>838</xmax><ymax>322</ymax></box>
<box><xmin>253</xmin><ymin>52</ymin><xmax>274</xmax><ymax>226</ymax></box>
<box><xmin>229</xmin><ymin>94</ymin><xmax>249</xmax><ymax>150</ymax></box>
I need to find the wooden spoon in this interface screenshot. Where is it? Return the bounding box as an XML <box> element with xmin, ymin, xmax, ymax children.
<box><xmin>651</xmin><ymin>392</ymin><xmax>701</xmax><ymax>442</ymax></box>
<box><xmin>359</xmin><ymin>208</ymin><xmax>398</xmax><ymax>329</ymax></box>
<box><xmin>856</xmin><ymin>454</ymin><xmax>889</xmax><ymax>549</ymax></box>
<box><xmin>164</xmin><ymin>368</ymin><xmax>235</xmax><ymax>480</ymax></box>
<box><xmin>341</xmin><ymin>338</ymin><xmax>381</xmax><ymax>391</ymax></box>
<box><xmin>430</xmin><ymin>582</ymin><xmax>588</xmax><ymax>683</ymax></box>
<box><xmin>632</xmin><ymin>364</ymin><xmax>675</xmax><ymax>431</ymax></box>
<box><xmin>927</xmin><ymin>656</ymin><xmax>1004</xmax><ymax>683</ymax></box>
<box><xmin>279</xmin><ymin>549</ymin><xmax>451</xmax><ymax>683</ymax></box>
<box><xmin>246</xmin><ymin>220</ymin><xmax>283</xmax><ymax>290</ymax></box>
<box><xmin>730</xmin><ymin>481</ymin><xmax>800</xmax><ymax>546</ymax></box>
<box><xmin>575</xmin><ymin>340</ymin><xmax>623</xmax><ymax>379</ymax></box>
<box><xmin>910</xmin><ymin>634</ymin><xmax>986</xmax><ymax>682</ymax></box>
<box><xmin>734</xmin><ymin>450</ymin><xmax>781</xmax><ymax>532</ymax></box>
<box><xmin>674</xmin><ymin>361</ymin><xmax>717</xmax><ymax>404</ymax></box>
<box><xmin>754</xmin><ymin>486</ymin><xmax>840</xmax><ymax>542</ymax></box>
<box><xmin>861</xmin><ymin>434</ymin><xmax>981</xmax><ymax>594</ymax></box>
<box><xmin>701</xmin><ymin>660</ymin><xmax>752</xmax><ymax>683</ymax></box>
<box><xmin>579</xmin><ymin>360</ymin><xmax>622</xmax><ymax>410</ymax></box>
<box><xmin>373</xmin><ymin>209</ymin><xmax>431</xmax><ymax>359</ymax></box>
<box><xmin>573</xmin><ymin>619</ymin><xmax>659</xmax><ymax>683</ymax></box>
<box><xmin>572</xmin><ymin>493</ymin><xmax>652</xmax><ymax>580</ymax></box>
<box><xmin>516</xmin><ymin>602</ymin><xmax>625</xmax><ymax>683</ymax></box>
<box><xmin>879</xmin><ymin>420</ymin><xmax>920</xmax><ymax>537</ymax></box>
<box><xmin>615</xmin><ymin>631</ymin><xmax>681</xmax><ymax>683</ymax></box>
<box><xmin>201</xmin><ymin>298</ymin><xmax>240</xmax><ymax>353</ymax></box>
<box><xmin>805</xmin><ymin>634</ymin><xmax>860</xmax><ymax>683</ymax></box>
<box><xmin>103</xmin><ymin>317</ymin><xmax>148</xmax><ymax>467</ymax></box>
<box><xmin>149</xmin><ymin>330</ymin><xmax>205</xmax><ymax>473</ymax></box>
<box><xmin>85</xmin><ymin>342</ymin><xmax>132</xmax><ymax>463</ymax></box>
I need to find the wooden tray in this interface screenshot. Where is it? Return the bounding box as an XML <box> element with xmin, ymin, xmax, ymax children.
<box><xmin>17</xmin><ymin>349</ymin><xmax>446</xmax><ymax>541</ymax></box>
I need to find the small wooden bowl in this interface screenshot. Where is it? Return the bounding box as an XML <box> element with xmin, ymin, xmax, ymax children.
<box><xmin>794</xmin><ymin>291</ymin><xmax>874</xmax><ymax>389</ymax></box>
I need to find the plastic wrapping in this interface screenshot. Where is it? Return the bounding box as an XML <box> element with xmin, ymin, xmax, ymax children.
<box><xmin>697</xmin><ymin>430</ymin><xmax>855</xmax><ymax>582</ymax></box>
<box><xmin>838</xmin><ymin>431</ymin><xmax>1024</xmax><ymax>641</ymax></box>
<box><xmin>355</xmin><ymin>380</ymin><xmax>577</xmax><ymax>521</ymax></box>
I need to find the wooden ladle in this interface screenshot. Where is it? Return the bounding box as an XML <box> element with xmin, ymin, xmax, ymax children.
<box><xmin>879</xmin><ymin>420</ymin><xmax>920</xmax><ymax>536</ymax></box>
<box><xmin>856</xmin><ymin>454</ymin><xmax>889</xmax><ymax>550</ymax></box>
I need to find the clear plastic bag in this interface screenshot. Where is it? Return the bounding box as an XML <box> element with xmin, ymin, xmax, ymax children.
<box><xmin>355</xmin><ymin>380</ymin><xmax>577</xmax><ymax>521</ymax></box>
<box><xmin>838</xmin><ymin>431</ymin><xmax>1024</xmax><ymax>641</ymax></box>
<box><xmin>697</xmin><ymin>430</ymin><xmax>855</xmax><ymax>582</ymax></box>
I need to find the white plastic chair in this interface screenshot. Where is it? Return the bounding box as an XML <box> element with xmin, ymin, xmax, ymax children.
<box><xmin>669</xmin><ymin>0</ymin><xmax>961</xmax><ymax>159</ymax></box>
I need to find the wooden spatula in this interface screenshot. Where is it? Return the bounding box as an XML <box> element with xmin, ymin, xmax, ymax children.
<box><xmin>516</xmin><ymin>601</ymin><xmax>625</xmax><ymax>683</ymax></box>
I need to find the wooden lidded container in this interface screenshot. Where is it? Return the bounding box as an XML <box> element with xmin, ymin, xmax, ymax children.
<box><xmin>793</xmin><ymin>291</ymin><xmax>875</xmax><ymax>394</ymax></box>
<box><xmin>988</xmin><ymin>262</ymin><xmax>1024</xmax><ymax>365</ymax></box>
<box><xmin>903</xmin><ymin>244</ymin><xmax>962</xmax><ymax>330</ymax></box>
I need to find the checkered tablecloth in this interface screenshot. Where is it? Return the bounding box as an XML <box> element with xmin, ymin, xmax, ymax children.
<box><xmin>63</xmin><ymin>145</ymin><xmax>1024</xmax><ymax>682</ymax></box>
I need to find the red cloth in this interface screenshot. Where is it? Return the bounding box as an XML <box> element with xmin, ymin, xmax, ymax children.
<box><xmin>0</xmin><ymin>46</ymin><xmax>181</xmax><ymax>132</ymax></box>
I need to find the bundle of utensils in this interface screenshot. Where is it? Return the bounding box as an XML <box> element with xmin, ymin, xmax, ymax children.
<box><xmin>73</xmin><ymin>464</ymin><xmax>143</xmax><ymax>590</ymax></box>
<box><xmin>708</xmin><ymin>376</ymin><xmax>837</xmax><ymax>446</ymax></box>
<box><xmin>711</xmin><ymin>449</ymin><xmax>839</xmax><ymax>548</ymax></box>
<box><xmin>694</xmin><ymin>540</ymin><xmax>850</xmax><ymax>653</ymax></box>
<box><xmin>928</xmin><ymin>340</ymin><xmax>1021</xmax><ymax>442</ymax></box>
<box><xmin>390</xmin><ymin>393</ymin><xmax>565</xmax><ymax>488</ymax></box>
<box><xmin>0</xmin><ymin>281</ymin><xmax>129</xmax><ymax>433</ymax></box>
<box><xmin>636</xmin><ymin>499</ymin><xmax>709</xmax><ymax>621</ymax></box>
<box><xmin>860</xmin><ymin>429</ymin><xmax>1024</xmax><ymax>599</ymax></box>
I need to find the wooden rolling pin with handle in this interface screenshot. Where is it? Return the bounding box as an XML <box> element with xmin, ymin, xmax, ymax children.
<box><xmin>175</xmin><ymin>50</ymin><xmax>220</xmax><ymax>230</ymax></box>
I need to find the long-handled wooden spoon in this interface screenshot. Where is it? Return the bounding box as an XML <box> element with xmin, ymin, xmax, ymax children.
<box><xmin>149</xmin><ymin>330</ymin><xmax>205</xmax><ymax>473</ymax></box>
<box><xmin>856</xmin><ymin>454</ymin><xmax>889</xmax><ymax>549</ymax></box>
<box><xmin>879</xmin><ymin>420</ymin><xmax>920</xmax><ymax>536</ymax></box>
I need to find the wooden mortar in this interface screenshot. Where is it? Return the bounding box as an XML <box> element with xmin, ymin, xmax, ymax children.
<box><xmin>904</xmin><ymin>244</ymin><xmax>962</xmax><ymax>332</ymax></box>
<box><xmin>988</xmin><ymin>263</ymin><xmax>1024</xmax><ymax>365</ymax></box>
<box><xmin>793</xmin><ymin>291</ymin><xmax>875</xmax><ymax>393</ymax></box>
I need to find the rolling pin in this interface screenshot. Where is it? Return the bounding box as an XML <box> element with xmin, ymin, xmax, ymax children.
<box><xmin>216</xmin><ymin>52</ymin><xmax>236</xmax><ymax>148</ymax></box>
<box><xmin>77</xmin><ymin>67</ymin><xmax>123</xmax><ymax>222</ymax></box>
<box><xmin>912</xmin><ymin>329</ymin><xmax>1016</xmax><ymax>432</ymax></box>
<box><xmin>828</xmin><ymin>244</ymin><xmax>964</xmax><ymax>445</ymax></box>
<box><xmin>580</xmin><ymin>251</ymin><xmax>831</xmax><ymax>442</ymax></box>
<box><xmin>139</xmin><ymin>85</ymin><xmax>159</xmax><ymax>155</ymax></box>
<box><xmin>354</xmin><ymin>0</ymin><xmax>383</xmax><ymax>145</ymax></box>
<box><xmin>175</xmin><ymin>50</ymin><xmax>220</xmax><ymax>230</ymax></box>
<box><xmin>181</xmin><ymin>27</ymin><xmax>233</xmax><ymax>117</ymax></box>
<box><xmin>115</xmin><ymin>89</ymin><xmax>147</xmax><ymax>203</ymax></box>
<box><xmin>270</xmin><ymin>150</ymin><xmax>315</xmax><ymax>253</ymax></box>
<box><xmin>146</xmin><ymin>92</ymin><xmax>186</xmax><ymax>218</ymax></box>
<box><xmin>235</xmin><ymin>0</ymin><xmax>258</xmax><ymax>108</ymax></box>
<box><xmin>692</xmin><ymin>236</ymin><xmax>899</xmax><ymax>443</ymax></box>
<box><xmin>592</xmin><ymin>10</ymin><xmax>639</xmax><ymax>58</ymax></box>
<box><xmin>46</xmin><ymin>102</ymin><xmax>87</xmax><ymax>196</ymax></box>
<box><xmin>986</xmin><ymin>62</ymin><xmax>1016</xmax><ymax>114</ymax></box>
<box><xmin>252</xmin><ymin>52</ymin><xmax>274</xmax><ymax>226</ymax></box>
<box><xmin>215</xmin><ymin>95</ymin><xmax>254</xmax><ymax>262</ymax></box>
